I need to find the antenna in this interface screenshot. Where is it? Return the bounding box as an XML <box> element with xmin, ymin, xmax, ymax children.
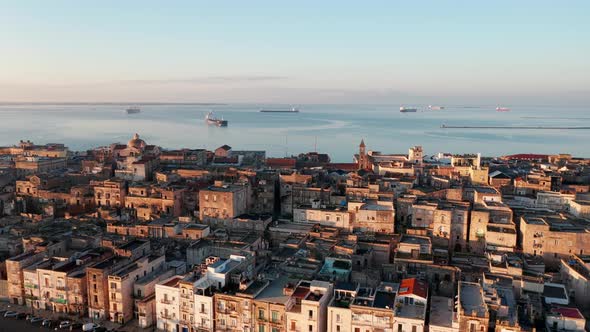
<box><xmin>314</xmin><ymin>136</ymin><xmax>317</xmax><ymax>152</ymax></box>
<box><xmin>285</xmin><ymin>135</ymin><xmax>288</xmax><ymax>157</ymax></box>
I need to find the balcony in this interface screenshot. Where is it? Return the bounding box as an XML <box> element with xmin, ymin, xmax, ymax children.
<box><xmin>52</xmin><ymin>298</ymin><xmax>67</xmax><ymax>304</ymax></box>
<box><xmin>180</xmin><ymin>292</ymin><xmax>192</xmax><ymax>299</ymax></box>
<box><xmin>160</xmin><ymin>313</ymin><xmax>173</xmax><ymax>320</ymax></box>
<box><xmin>56</xmin><ymin>285</ymin><xmax>67</xmax><ymax>291</ymax></box>
<box><xmin>160</xmin><ymin>299</ymin><xmax>173</xmax><ymax>305</ymax></box>
<box><xmin>25</xmin><ymin>294</ymin><xmax>38</xmax><ymax>301</ymax></box>
<box><xmin>24</xmin><ymin>283</ymin><xmax>38</xmax><ymax>289</ymax></box>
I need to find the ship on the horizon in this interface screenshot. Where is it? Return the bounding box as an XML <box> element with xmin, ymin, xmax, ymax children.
<box><xmin>205</xmin><ymin>111</ymin><xmax>228</xmax><ymax>127</ymax></box>
<box><xmin>260</xmin><ymin>107</ymin><xmax>299</xmax><ymax>113</ymax></box>
<box><xmin>428</xmin><ymin>105</ymin><xmax>445</xmax><ymax>110</ymax></box>
<box><xmin>126</xmin><ymin>106</ymin><xmax>141</xmax><ymax>114</ymax></box>
<box><xmin>496</xmin><ymin>107</ymin><xmax>510</xmax><ymax>112</ymax></box>
<box><xmin>400</xmin><ymin>106</ymin><xmax>418</xmax><ymax>113</ymax></box>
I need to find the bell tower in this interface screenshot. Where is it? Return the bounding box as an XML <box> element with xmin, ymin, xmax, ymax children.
<box><xmin>358</xmin><ymin>139</ymin><xmax>367</xmax><ymax>170</ymax></box>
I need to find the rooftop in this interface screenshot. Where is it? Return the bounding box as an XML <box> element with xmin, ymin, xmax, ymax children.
<box><xmin>459</xmin><ymin>282</ymin><xmax>487</xmax><ymax>318</ymax></box>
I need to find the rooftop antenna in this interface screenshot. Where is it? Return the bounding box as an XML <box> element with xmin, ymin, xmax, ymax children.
<box><xmin>314</xmin><ymin>136</ymin><xmax>317</xmax><ymax>153</ymax></box>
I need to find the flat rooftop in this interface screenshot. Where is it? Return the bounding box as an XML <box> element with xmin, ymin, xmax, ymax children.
<box><xmin>459</xmin><ymin>282</ymin><xmax>487</xmax><ymax>318</ymax></box>
<box><xmin>429</xmin><ymin>296</ymin><xmax>455</xmax><ymax>328</ymax></box>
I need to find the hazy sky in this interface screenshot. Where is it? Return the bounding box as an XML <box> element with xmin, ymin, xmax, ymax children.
<box><xmin>1</xmin><ymin>1</ymin><xmax>589</xmax><ymax>104</ymax></box>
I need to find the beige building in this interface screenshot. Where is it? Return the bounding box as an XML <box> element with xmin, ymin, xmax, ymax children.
<box><xmin>108</xmin><ymin>255</ymin><xmax>166</xmax><ymax>324</ymax></box>
<box><xmin>519</xmin><ymin>214</ymin><xmax>590</xmax><ymax>267</ymax></box>
<box><xmin>284</xmin><ymin>280</ymin><xmax>333</xmax><ymax>332</ymax></box>
<box><xmin>15</xmin><ymin>156</ymin><xmax>67</xmax><ymax>177</ymax></box>
<box><xmin>6</xmin><ymin>251</ymin><xmax>45</xmax><ymax>305</ymax></box>
<box><xmin>457</xmin><ymin>282</ymin><xmax>489</xmax><ymax>332</ymax></box>
<box><xmin>469</xmin><ymin>201</ymin><xmax>515</xmax><ymax>254</ymax></box>
<box><xmin>348</xmin><ymin>200</ymin><xmax>395</xmax><ymax>233</ymax></box>
<box><xmin>294</xmin><ymin>204</ymin><xmax>351</xmax><ymax>229</ymax></box>
<box><xmin>125</xmin><ymin>184</ymin><xmax>185</xmax><ymax>220</ymax></box>
<box><xmin>199</xmin><ymin>181</ymin><xmax>251</xmax><ymax>222</ymax></box>
<box><xmin>327</xmin><ymin>282</ymin><xmax>398</xmax><ymax>332</ymax></box>
<box><xmin>560</xmin><ymin>255</ymin><xmax>590</xmax><ymax>310</ymax></box>
<box><xmin>92</xmin><ymin>179</ymin><xmax>127</xmax><ymax>208</ymax></box>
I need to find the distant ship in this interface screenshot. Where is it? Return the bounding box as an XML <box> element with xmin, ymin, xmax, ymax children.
<box><xmin>496</xmin><ymin>107</ymin><xmax>510</xmax><ymax>112</ymax></box>
<box><xmin>260</xmin><ymin>107</ymin><xmax>299</xmax><ymax>113</ymax></box>
<box><xmin>205</xmin><ymin>111</ymin><xmax>228</xmax><ymax>127</ymax></box>
<box><xmin>428</xmin><ymin>105</ymin><xmax>445</xmax><ymax>110</ymax></box>
<box><xmin>400</xmin><ymin>106</ymin><xmax>418</xmax><ymax>113</ymax></box>
<box><xmin>126</xmin><ymin>106</ymin><xmax>141</xmax><ymax>114</ymax></box>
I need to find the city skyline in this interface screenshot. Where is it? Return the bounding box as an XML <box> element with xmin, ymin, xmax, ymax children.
<box><xmin>2</xmin><ymin>1</ymin><xmax>589</xmax><ymax>105</ymax></box>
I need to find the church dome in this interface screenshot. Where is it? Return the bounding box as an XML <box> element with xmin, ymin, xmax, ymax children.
<box><xmin>127</xmin><ymin>133</ymin><xmax>146</xmax><ymax>149</ymax></box>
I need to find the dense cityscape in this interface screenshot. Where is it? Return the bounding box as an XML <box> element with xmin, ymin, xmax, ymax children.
<box><xmin>0</xmin><ymin>135</ymin><xmax>588</xmax><ymax>332</ymax></box>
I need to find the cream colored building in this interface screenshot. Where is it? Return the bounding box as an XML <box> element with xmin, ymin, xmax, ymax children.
<box><xmin>108</xmin><ymin>255</ymin><xmax>165</xmax><ymax>324</ymax></box>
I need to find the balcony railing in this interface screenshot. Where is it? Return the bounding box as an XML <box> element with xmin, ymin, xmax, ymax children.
<box><xmin>52</xmin><ymin>298</ymin><xmax>68</xmax><ymax>304</ymax></box>
<box><xmin>56</xmin><ymin>286</ymin><xmax>67</xmax><ymax>291</ymax></box>
<box><xmin>24</xmin><ymin>283</ymin><xmax>38</xmax><ymax>289</ymax></box>
<box><xmin>160</xmin><ymin>299</ymin><xmax>173</xmax><ymax>304</ymax></box>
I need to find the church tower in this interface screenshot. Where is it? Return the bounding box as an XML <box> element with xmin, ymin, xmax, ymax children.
<box><xmin>358</xmin><ymin>139</ymin><xmax>367</xmax><ymax>170</ymax></box>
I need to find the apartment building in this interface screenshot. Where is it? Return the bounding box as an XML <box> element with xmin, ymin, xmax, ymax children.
<box><xmin>348</xmin><ymin>200</ymin><xmax>395</xmax><ymax>233</ymax></box>
<box><xmin>87</xmin><ymin>256</ymin><xmax>131</xmax><ymax>320</ymax></box>
<box><xmin>394</xmin><ymin>278</ymin><xmax>428</xmax><ymax>332</ymax></box>
<box><xmin>519</xmin><ymin>214</ymin><xmax>590</xmax><ymax>267</ymax></box>
<box><xmin>125</xmin><ymin>184</ymin><xmax>185</xmax><ymax>220</ymax></box>
<box><xmin>91</xmin><ymin>179</ymin><xmax>127</xmax><ymax>208</ymax></box>
<box><xmin>469</xmin><ymin>201</ymin><xmax>515</xmax><ymax>254</ymax></box>
<box><xmin>6</xmin><ymin>251</ymin><xmax>45</xmax><ymax>305</ymax></box>
<box><xmin>108</xmin><ymin>255</ymin><xmax>166</xmax><ymax>324</ymax></box>
<box><xmin>284</xmin><ymin>280</ymin><xmax>333</xmax><ymax>332</ymax></box>
<box><xmin>293</xmin><ymin>204</ymin><xmax>351</xmax><ymax>229</ymax></box>
<box><xmin>327</xmin><ymin>282</ymin><xmax>399</xmax><ymax>332</ymax></box>
<box><xmin>457</xmin><ymin>282</ymin><xmax>489</xmax><ymax>332</ymax></box>
<box><xmin>199</xmin><ymin>181</ymin><xmax>251</xmax><ymax>222</ymax></box>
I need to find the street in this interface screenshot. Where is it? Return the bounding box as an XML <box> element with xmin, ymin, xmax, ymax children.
<box><xmin>0</xmin><ymin>316</ymin><xmax>50</xmax><ymax>332</ymax></box>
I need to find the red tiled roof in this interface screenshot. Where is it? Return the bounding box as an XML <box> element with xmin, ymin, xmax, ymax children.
<box><xmin>398</xmin><ymin>278</ymin><xmax>428</xmax><ymax>299</ymax></box>
<box><xmin>266</xmin><ymin>158</ymin><xmax>296</xmax><ymax>168</ymax></box>
<box><xmin>326</xmin><ymin>163</ymin><xmax>358</xmax><ymax>171</ymax></box>
<box><xmin>550</xmin><ymin>307</ymin><xmax>584</xmax><ymax>319</ymax></box>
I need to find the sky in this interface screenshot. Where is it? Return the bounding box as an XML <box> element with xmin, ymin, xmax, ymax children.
<box><xmin>1</xmin><ymin>1</ymin><xmax>589</xmax><ymax>105</ymax></box>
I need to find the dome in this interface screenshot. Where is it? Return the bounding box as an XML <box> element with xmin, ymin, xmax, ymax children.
<box><xmin>127</xmin><ymin>133</ymin><xmax>146</xmax><ymax>149</ymax></box>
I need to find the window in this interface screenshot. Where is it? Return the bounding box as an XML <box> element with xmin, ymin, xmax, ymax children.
<box><xmin>412</xmin><ymin>326</ymin><xmax>417</xmax><ymax>332</ymax></box>
<box><xmin>469</xmin><ymin>323</ymin><xmax>476</xmax><ymax>332</ymax></box>
<box><xmin>336</xmin><ymin>326</ymin><xmax>340</xmax><ymax>332</ymax></box>
<box><xmin>271</xmin><ymin>310</ymin><xmax>279</xmax><ymax>322</ymax></box>
<box><xmin>259</xmin><ymin>326</ymin><xmax>265</xmax><ymax>332</ymax></box>
<box><xmin>258</xmin><ymin>309</ymin><xmax>265</xmax><ymax>319</ymax></box>
<box><xmin>308</xmin><ymin>325</ymin><xmax>313</xmax><ymax>332</ymax></box>
<box><xmin>308</xmin><ymin>310</ymin><xmax>313</xmax><ymax>319</ymax></box>
<box><xmin>336</xmin><ymin>314</ymin><xmax>341</xmax><ymax>323</ymax></box>
<box><xmin>398</xmin><ymin>325</ymin><xmax>402</xmax><ymax>332</ymax></box>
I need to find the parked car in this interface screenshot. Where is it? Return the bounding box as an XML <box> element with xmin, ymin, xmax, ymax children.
<box><xmin>30</xmin><ymin>317</ymin><xmax>44</xmax><ymax>324</ymax></box>
<box><xmin>92</xmin><ymin>327</ymin><xmax>107</xmax><ymax>332</ymax></box>
<box><xmin>0</xmin><ymin>309</ymin><xmax>7</xmax><ymax>315</ymax></box>
<box><xmin>16</xmin><ymin>312</ymin><xmax>27</xmax><ymax>320</ymax></box>
<box><xmin>82</xmin><ymin>323</ymin><xmax>100</xmax><ymax>331</ymax></box>
<box><xmin>69</xmin><ymin>323</ymin><xmax>83</xmax><ymax>331</ymax></box>
<box><xmin>3</xmin><ymin>311</ymin><xmax>17</xmax><ymax>318</ymax></box>
<box><xmin>58</xmin><ymin>321</ymin><xmax>72</xmax><ymax>329</ymax></box>
<box><xmin>43</xmin><ymin>319</ymin><xmax>58</xmax><ymax>328</ymax></box>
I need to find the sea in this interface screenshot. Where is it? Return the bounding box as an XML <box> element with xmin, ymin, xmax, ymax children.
<box><xmin>1</xmin><ymin>103</ymin><xmax>589</xmax><ymax>162</ymax></box>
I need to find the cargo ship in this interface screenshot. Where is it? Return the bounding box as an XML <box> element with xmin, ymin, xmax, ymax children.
<box><xmin>428</xmin><ymin>105</ymin><xmax>445</xmax><ymax>110</ymax></box>
<box><xmin>126</xmin><ymin>106</ymin><xmax>141</xmax><ymax>114</ymax></box>
<box><xmin>400</xmin><ymin>106</ymin><xmax>418</xmax><ymax>113</ymax></box>
<box><xmin>205</xmin><ymin>111</ymin><xmax>228</xmax><ymax>127</ymax></box>
<box><xmin>496</xmin><ymin>107</ymin><xmax>510</xmax><ymax>112</ymax></box>
<box><xmin>260</xmin><ymin>107</ymin><xmax>299</xmax><ymax>113</ymax></box>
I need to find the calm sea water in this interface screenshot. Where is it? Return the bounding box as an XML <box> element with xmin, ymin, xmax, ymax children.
<box><xmin>0</xmin><ymin>103</ymin><xmax>589</xmax><ymax>162</ymax></box>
